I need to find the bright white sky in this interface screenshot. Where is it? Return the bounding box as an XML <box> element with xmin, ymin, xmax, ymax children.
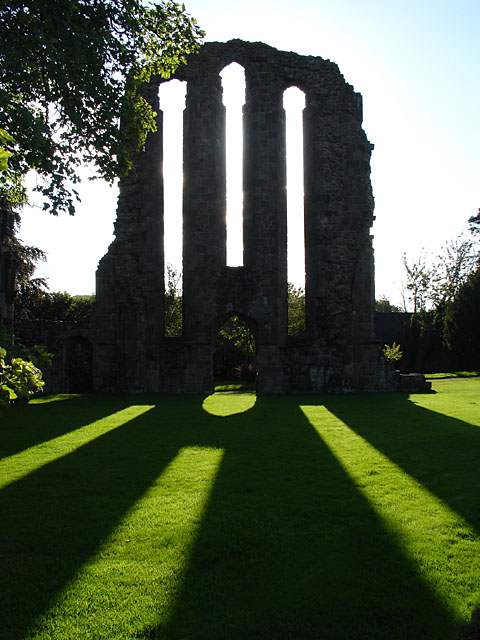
<box><xmin>19</xmin><ymin>0</ymin><xmax>480</xmax><ymax>307</ymax></box>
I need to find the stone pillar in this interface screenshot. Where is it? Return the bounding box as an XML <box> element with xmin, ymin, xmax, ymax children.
<box><xmin>182</xmin><ymin>71</ymin><xmax>226</xmax><ymax>391</ymax></box>
<box><xmin>303</xmin><ymin>83</ymin><xmax>376</xmax><ymax>386</ymax></box>
<box><xmin>94</xmin><ymin>81</ymin><xmax>164</xmax><ymax>391</ymax></box>
<box><xmin>243</xmin><ymin>69</ymin><xmax>287</xmax><ymax>347</ymax></box>
<box><xmin>243</xmin><ymin>67</ymin><xmax>288</xmax><ymax>392</ymax></box>
<box><xmin>304</xmin><ymin>91</ymin><xmax>350</xmax><ymax>348</ymax></box>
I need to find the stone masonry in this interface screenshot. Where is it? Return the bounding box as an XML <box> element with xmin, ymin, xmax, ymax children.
<box><xmin>0</xmin><ymin>207</ymin><xmax>17</xmax><ymax>336</ymax></box>
<box><xmin>93</xmin><ymin>40</ymin><xmax>393</xmax><ymax>394</ymax></box>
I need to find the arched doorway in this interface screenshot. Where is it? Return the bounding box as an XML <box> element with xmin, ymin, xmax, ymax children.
<box><xmin>213</xmin><ymin>314</ymin><xmax>257</xmax><ymax>391</ymax></box>
<box><xmin>66</xmin><ymin>336</ymin><xmax>93</xmax><ymax>393</ymax></box>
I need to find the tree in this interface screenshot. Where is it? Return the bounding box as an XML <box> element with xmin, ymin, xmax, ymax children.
<box><xmin>375</xmin><ymin>295</ymin><xmax>402</xmax><ymax>313</ymax></box>
<box><xmin>0</xmin><ymin>0</ymin><xmax>203</xmax><ymax>213</ymax></box>
<box><xmin>10</xmin><ymin>235</ymin><xmax>48</xmax><ymax>300</ymax></box>
<box><xmin>401</xmin><ymin>217</ymin><xmax>479</xmax><ymax>371</ymax></box>
<box><xmin>430</xmin><ymin>234</ymin><xmax>478</xmax><ymax>308</ymax></box>
<box><xmin>219</xmin><ymin>316</ymin><xmax>255</xmax><ymax>363</ymax></box>
<box><xmin>401</xmin><ymin>251</ymin><xmax>432</xmax><ymax>313</ymax></box>
<box><xmin>15</xmin><ymin>290</ymin><xmax>96</xmax><ymax>323</ymax></box>
<box><xmin>402</xmin><ymin>231</ymin><xmax>478</xmax><ymax>313</ymax></box>
<box><xmin>164</xmin><ymin>263</ymin><xmax>182</xmax><ymax>336</ymax></box>
<box><xmin>444</xmin><ymin>266</ymin><xmax>480</xmax><ymax>368</ymax></box>
<box><xmin>468</xmin><ymin>208</ymin><xmax>480</xmax><ymax>236</ymax></box>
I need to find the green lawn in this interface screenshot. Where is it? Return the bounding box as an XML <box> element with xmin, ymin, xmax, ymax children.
<box><xmin>214</xmin><ymin>380</ymin><xmax>256</xmax><ymax>391</ymax></box>
<box><xmin>426</xmin><ymin>371</ymin><xmax>480</xmax><ymax>379</ymax></box>
<box><xmin>1</xmin><ymin>380</ymin><xmax>479</xmax><ymax>639</ymax></box>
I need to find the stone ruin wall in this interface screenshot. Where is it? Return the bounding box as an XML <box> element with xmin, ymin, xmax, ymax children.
<box><xmin>93</xmin><ymin>39</ymin><xmax>393</xmax><ymax>394</ymax></box>
<box><xmin>0</xmin><ymin>208</ymin><xmax>17</xmax><ymax>335</ymax></box>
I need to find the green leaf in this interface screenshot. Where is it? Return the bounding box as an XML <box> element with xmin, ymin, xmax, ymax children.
<box><xmin>0</xmin><ymin>128</ymin><xmax>14</xmax><ymax>143</ymax></box>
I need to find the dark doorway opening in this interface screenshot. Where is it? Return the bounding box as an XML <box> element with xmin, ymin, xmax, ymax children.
<box><xmin>213</xmin><ymin>314</ymin><xmax>257</xmax><ymax>391</ymax></box>
<box><xmin>66</xmin><ymin>336</ymin><xmax>93</xmax><ymax>393</ymax></box>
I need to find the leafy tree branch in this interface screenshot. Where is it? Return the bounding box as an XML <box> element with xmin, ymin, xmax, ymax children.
<box><xmin>0</xmin><ymin>0</ymin><xmax>203</xmax><ymax>213</ymax></box>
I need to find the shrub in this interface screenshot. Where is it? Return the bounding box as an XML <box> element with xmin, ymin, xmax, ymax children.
<box><xmin>383</xmin><ymin>342</ymin><xmax>403</xmax><ymax>364</ymax></box>
<box><xmin>0</xmin><ymin>325</ymin><xmax>51</xmax><ymax>406</ymax></box>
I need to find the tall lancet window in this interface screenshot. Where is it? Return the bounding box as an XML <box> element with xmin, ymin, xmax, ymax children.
<box><xmin>220</xmin><ymin>62</ymin><xmax>246</xmax><ymax>267</ymax></box>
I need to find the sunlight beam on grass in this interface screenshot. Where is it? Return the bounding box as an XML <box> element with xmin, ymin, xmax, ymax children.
<box><xmin>30</xmin><ymin>394</ymin><xmax>83</xmax><ymax>404</ymax></box>
<box><xmin>0</xmin><ymin>405</ymin><xmax>155</xmax><ymax>490</ymax></box>
<box><xmin>32</xmin><ymin>446</ymin><xmax>224</xmax><ymax>639</ymax></box>
<box><xmin>202</xmin><ymin>392</ymin><xmax>256</xmax><ymax>416</ymax></box>
<box><xmin>301</xmin><ymin>405</ymin><xmax>480</xmax><ymax>623</ymax></box>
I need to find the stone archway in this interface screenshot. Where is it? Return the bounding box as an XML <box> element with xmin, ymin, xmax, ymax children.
<box><xmin>66</xmin><ymin>336</ymin><xmax>93</xmax><ymax>393</ymax></box>
<box><xmin>213</xmin><ymin>312</ymin><xmax>257</xmax><ymax>385</ymax></box>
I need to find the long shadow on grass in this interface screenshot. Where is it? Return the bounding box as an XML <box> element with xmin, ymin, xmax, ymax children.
<box><xmin>322</xmin><ymin>392</ymin><xmax>480</xmax><ymax>537</ymax></box>
<box><xmin>1</xmin><ymin>393</ymin><xmax>475</xmax><ymax>640</ymax></box>
<box><xmin>0</xmin><ymin>395</ymin><xmax>211</xmax><ymax>640</ymax></box>
<box><xmin>147</xmin><ymin>395</ymin><xmax>463</xmax><ymax>640</ymax></box>
<box><xmin>0</xmin><ymin>395</ymin><xmax>134</xmax><ymax>459</ymax></box>
<box><xmin>321</xmin><ymin>391</ymin><xmax>480</xmax><ymax>639</ymax></box>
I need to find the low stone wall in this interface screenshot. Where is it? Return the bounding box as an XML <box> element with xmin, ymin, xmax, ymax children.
<box><xmin>14</xmin><ymin>319</ymin><xmax>93</xmax><ymax>395</ymax></box>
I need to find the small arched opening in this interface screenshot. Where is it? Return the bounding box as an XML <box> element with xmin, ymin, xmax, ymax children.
<box><xmin>213</xmin><ymin>313</ymin><xmax>257</xmax><ymax>391</ymax></box>
<box><xmin>66</xmin><ymin>336</ymin><xmax>93</xmax><ymax>393</ymax></box>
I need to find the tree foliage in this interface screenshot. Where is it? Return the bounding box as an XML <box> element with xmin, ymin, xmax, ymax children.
<box><xmin>468</xmin><ymin>208</ymin><xmax>480</xmax><ymax>236</ymax></box>
<box><xmin>0</xmin><ymin>324</ymin><xmax>50</xmax><ymax>406</ymax></box>
<box><xmin>164</xmin><ymin>263</ymin><xmax>182</xmax><ymax>336</ymax></box>
<box><xmin>401</xmin><ymin>214</ymin><xmax>480</xmax><ymax>370</ymax></box>
<box><xmin>0</xmin><ymin>0</ymin><xmax>203</xmax><ymax>213</ymax></box>
<box><xmin>430</xmin><ymin>235</ymin><xmax>478</xmax><ymax>308</ymax></box>
<box><xmin>0</xmin><ymin>348</ymin><xmax>45</xmax><ymax>406</ymax></box>
<box><xmin>401</xmin><ymin>251</ymin><xmax>432</xmax><ymax>313</ymax></box>
<box><xmin>0</xmin><ymin>128</ymin><xmax>13</xmax><ymax>172</ymax></box>
<box><xmin>287</xmin><ymin>282</ymin><xmax>305</xmax><ymax>335</ymax></box>
<box><xmin>0</xmin><ymin>128</ymin><xmax>28</xmax><ymax>206</ymax></box>
<box><xmin>10</xmin><ymin>235</ymin><xmax>48</xmax><ymax>298</ymax></box>
<box><xmin>15</xmin><ymin>290</ymin><xmax>96</xmax><ymax>323</ymax></box>
<box><xmin>10</xmin><ymin>230</ymin><xmax>95</xmax><ymax>323</ymax></box>
<box><xmin>444</xmin><ymin>266</ymin><xmax>480</xmax><ymax>367</ymax></box>
<box><xmin>402</xmin><ymin>232</ymin><xmax>479</xmax><ymax>313</ymax></box>
<box><xmin>375</xmin><ymin>296</ymin><xmax>402</xmax><ymax>313</ymax></box>
<box><xmin>219</xmin><ymin>316</ymin><xmax>255</xmax><ymax>362</ymax></box>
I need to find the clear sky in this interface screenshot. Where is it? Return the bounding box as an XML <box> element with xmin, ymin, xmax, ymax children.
<box><xmin>19</xmin><ymin>0</ymin><xmax>480</xmax><ymax>307</ymax></box>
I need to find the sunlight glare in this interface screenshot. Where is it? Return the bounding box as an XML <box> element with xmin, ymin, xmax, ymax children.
<box><xmin>284</xmin><ymin>87</ymin><xmax>306</xmax><ymax>288</ymax></box>
<box><xmin>220</xmin><ymin>63</ymin><xmax>245</xmax><ymax>267</ymax></box>
<box><xmin>159</xmin><ymin>80</ymin><xmax>187</xmax><ymax>282</ymax></box>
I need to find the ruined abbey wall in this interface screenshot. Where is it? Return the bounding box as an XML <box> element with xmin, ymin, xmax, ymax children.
<box><xmin>93</xmin><ymin>40</ymin><xmax>393</xmax><ymax>394</ymax></box>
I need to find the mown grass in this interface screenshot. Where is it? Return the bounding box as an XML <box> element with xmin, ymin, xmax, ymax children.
<box><xmin>426</xmin><ymin>370</ymin><xmax>480</xmax><ymax>379</ymax></box>
<box><xmin>213</xmin><ymin>380</ymin><xmax>256</xmax><ymax>391</ymax></box>
<box><xmin>0</xmin><ymin>380</ymin><xmax>479</xmax><ymax>639</ymax></box>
